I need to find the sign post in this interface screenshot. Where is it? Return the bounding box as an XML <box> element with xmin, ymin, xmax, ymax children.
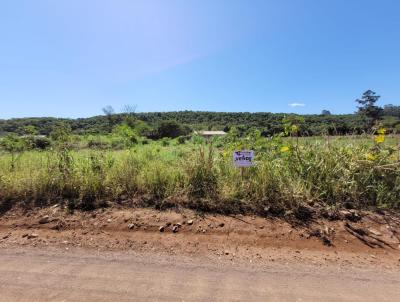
<box><xmin>233</xmin><ymin>150</ymin><xmax>254</xmax><ymax>179</ymax></box>
<box><xmin>233</xmin><ymin>150</ymin><xmax>254</xmax><ymax>167</ymax></box>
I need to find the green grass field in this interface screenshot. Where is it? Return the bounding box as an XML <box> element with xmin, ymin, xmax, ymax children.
<box><xmin>1</xmin><ymin>134</ymin><xmax>399</xmax><ymax>215</ymax></box>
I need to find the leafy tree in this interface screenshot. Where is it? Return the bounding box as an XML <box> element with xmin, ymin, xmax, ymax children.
<box><xmin>356</xmin><ymin>90</ymin><xmax>383</xmax><ymax>129</ymax></box>
<box><xmin>1</xmin><ymin>134</ymin><xmax>27</xmax><ymax>170</ymax></box>
<box><xmin>321</xmin><ymin>110</ymin><xmax>331</xmax><ymax>115</ymax></box>
<box><xmin>156</xmin><ymin>120</ymin><xmax>191</xmax><ymax>138</ymax></box>
<box><xmin>22</xmin><ymin>125</ymin><xmax>38</xmax><ymax>136</ymax></box>
<box><xmin>134</xmin><ymin>120</ymin><xmax>152</xmax><ymax>137</ymax></box>
<box><xmin>113</xmin><ymin>123</ymin><xmax>138</xmax><ymax>147</ymax></box>
<box><xmin>50</xmin><ymin>123</ymin><xmax>72</xmax><ymax>143</ymax></box>
<box><xmin>282</xmin><ymin>115</ymin><xmax>305</xmax><ymax>136</ymax></box>
<box><xmin>383</xmin><ymin>104</ymin><xmax>400</xmax><ymax>118</ymax></box>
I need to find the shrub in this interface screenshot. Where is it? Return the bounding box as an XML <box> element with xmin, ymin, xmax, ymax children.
<box><xmin>177</xmin><ymin>136</ymin><xmax>187</xmax><ymax>144</ymax></box>
<box><xmin>156</xmin><ymin>120</ymin><xmax>191</xmax><ymax>139</ymax></box>
<box><xmin>31</xmin><ymin>136</ymin><xmax>51</xmax><ymax>150</ymax></box>
<box><xmin>161</xmin><ymin>138</ymin><xmax>170</xmax><ymax>147</ymax></box>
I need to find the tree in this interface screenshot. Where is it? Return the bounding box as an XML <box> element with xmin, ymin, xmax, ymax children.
<box><xmin>355</xmin><ymin>90</ymin><xmax>383</xmax><ymax>129</ymax></box>
<box><xmin>22</xmin><ymin>125</ymin><xmax>38</xmax><ymax>136</ymax></box>
<box><xmin>156</xmin><ymin>120</ymin><xmax>191</xmax><ymax>138</ymax></box>
<box><xmin>383</xmin><ymin>104</ymin><xmax>400</xmax><ymax>118</ymax></box>
<box><xmin>122</xmin><ymin>104</ymin><xmax>137</xmax><ymax>115</ymax></box>
<box><xmin>282</xmin><ymin>115</ymin><xmax>305</xmax><ymax>136</ymax></box>
<box><xmin>102</xmin><ymin>105</ymin><xmax>116</xmax><ymax>133</ymax></box>
<box><xmin>121</xmin><ymin>104</ymin><xmax>137</xmax><ymax>128</ymax></box>
<box><xmin>113</xmin><ymin>123</ymin><xmax>138</xmax><ymax>147</ymax></box>
<box><xmin>1</xmin><ymin>134</ymin><xmax>27</xmax><ymax>170</ymax></box>
<box><xmin>50</xmin><ymin>123</ymin><xmax>72</xmax><ymax>143</ymax></box>
<box><xmin>321</xmin><ymin>110</ymin><xmax>331</xmax><ymax>115</ymax></box>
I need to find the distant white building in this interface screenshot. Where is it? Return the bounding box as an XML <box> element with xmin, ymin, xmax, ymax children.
<box><xmin>195</xmin><ymin>130</ymin><xmax>227</xmax><ymax>138</ymax></box>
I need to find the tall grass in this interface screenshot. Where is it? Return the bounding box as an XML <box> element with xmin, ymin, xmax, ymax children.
<box><xmin>0</xmin><ymin>135</ymin><xmax>399</xmax><ymax>214</ymax></box>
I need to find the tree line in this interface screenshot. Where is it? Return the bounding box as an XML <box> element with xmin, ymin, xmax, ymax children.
<box><xmin>1</xmin><ymin>91</ymin><xmax>399</xmax><ymax>138</ymax></box>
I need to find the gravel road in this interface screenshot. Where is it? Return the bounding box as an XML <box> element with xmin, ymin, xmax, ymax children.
<box><xmin>0</xmin><ymin>247</ymin><xmax>399</xmax><ymax>302</ymax></box>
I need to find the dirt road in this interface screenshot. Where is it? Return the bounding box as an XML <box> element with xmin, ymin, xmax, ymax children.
<box><xmin>0</xmin><ymin>247</ymin><xmax>399</xmax><ymax>302</ymax></box>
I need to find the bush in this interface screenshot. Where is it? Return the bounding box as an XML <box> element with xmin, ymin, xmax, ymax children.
<box><xmin>177</xmin><ymin>136</ymin><xmax>187</xmax><ymax>144</ymax></box>
<box><xmin>156</xmin><ymin>120</ymin><xmax>191</xmax><ymax>139</ymax></box>
<box><xmin>31</xmin><ymin>137</ymin><xmax>51</xmax><ymax>150</ymax></box>
<box><xmin>161</xmin><ymin>138</ymin><xmax>170</xmax><ymax>147</ymax></box>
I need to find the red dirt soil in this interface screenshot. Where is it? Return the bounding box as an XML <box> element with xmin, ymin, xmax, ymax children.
<box><xmin>1</xmin><ymin>205</ymin><xmax>400</xmax><ymax>268</ymax></box>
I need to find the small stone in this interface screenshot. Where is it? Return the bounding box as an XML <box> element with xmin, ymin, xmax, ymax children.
<box><xmin>176</xmin><ymin>223</ymin><xmax>182</xmax><ymax>227</ymax></box>
<box><xmin>107</xmin><ymin>219</ymin><xmax>112</xmax><ymax>223</ymax></box>
<box><xmin>172</xmin><ymin>225</ymin><xmax>179</xmax><ymax>233</ymax></box>
<box><xmin>187</xmin><ymin>220</ymin><xmax>193</xmax><ymax>225</ymax></box>
<box><xmin>128</xmin><ymin>224</ymin><xmax>135</xmax><ymax>230</ymax></box>
<box><xmin>218</xmin><ymin>222</ymin><xmax>225</xmax><ymax>227</ymax></box>
<box><xmin>39</xmin><ymin>215</ymin><xmax>50</xmax><ymax>224</ymax></box>
<box><xmin>165</xmin><ymin>222</ymin><xmax>172</xmax><ymax>227</ymax></box>
<box><xmin>159</xmin><ymin>226</ymin><xmax>165</xmax><ymax>232</ymax></box>
<box><xmin>225</xmin><ymin>251</ymin><xmax>230</xmax><ymax>255</ymax></box>
<box><xmin>369</xmin><ymin>229</ymin><xmax>382</xmax><ymax>236</ymax></box>
<box><xmin>27</xmin><ymin>233</ymin><xmax>38</xmax><ymax>239</ymax></box>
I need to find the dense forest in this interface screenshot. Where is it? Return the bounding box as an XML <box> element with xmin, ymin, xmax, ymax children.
<box><xmin>1</xmin><ymin>107</ymin><xmax>400</xmax><ymax>138</ymax></box>
<box><xmin>1</xmin><ymin>94</ymin><xmax>400</xmax><ymax>137</ymax></box>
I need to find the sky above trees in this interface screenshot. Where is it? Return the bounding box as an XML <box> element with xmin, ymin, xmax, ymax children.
<box><xmin>1</xmin><ymin>0</ymin><xmax>400</xmax><ymax>118</ymax></box>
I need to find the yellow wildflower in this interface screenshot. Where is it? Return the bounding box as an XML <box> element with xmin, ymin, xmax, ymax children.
<box><xmin>374</xmin><ymin>135</ymin><xmax>385</xmax><ymax>144</ymax></box>
<box><xmin>281</xmin><ymin>146</ymin><xmax>290</xmax><ymax>152</ymax></box>
<box><xmin>366</xmin><ymin>153</ymin><xmax>375</xmax><ymax>161</ymax></box>
<box><xmin>377</xmin><ymin>128</ymin><xmax>386</xmax><ymax>135</ymax></box>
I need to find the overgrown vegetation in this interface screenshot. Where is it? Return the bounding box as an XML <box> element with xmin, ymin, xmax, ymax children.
<box><xmin>0</xmin><ymin>130</ymin><xmax>399</xmax><ymax>215</ymax></box>
<box><xmin>1</xmin><ymin>91</ymin><xmax>399</xmax><ymax>216</ymax></box>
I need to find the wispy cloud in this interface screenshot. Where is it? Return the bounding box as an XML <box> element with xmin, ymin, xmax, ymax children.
<box><xmin>288</xmin><ymin>102</ymin><xmax>305</xmax><ymax>107</ymax></box>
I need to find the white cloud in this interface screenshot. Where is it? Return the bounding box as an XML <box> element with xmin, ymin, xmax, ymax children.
<box><xmin>288</xmin><ymin>103</ymin><xmax>305</xmax><ymax>107</ymax></box>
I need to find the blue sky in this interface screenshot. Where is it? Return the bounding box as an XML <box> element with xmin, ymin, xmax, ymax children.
<box><xmin>1</xmin><ymin>0</ymin><xmax>399</xmax><ymax>118</ymax></box>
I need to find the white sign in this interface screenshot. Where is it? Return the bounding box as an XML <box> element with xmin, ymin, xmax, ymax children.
<box><xmin>233</xmin><ymin>150</ymin><xmax>254</xmax><ymax>167</ymax></box>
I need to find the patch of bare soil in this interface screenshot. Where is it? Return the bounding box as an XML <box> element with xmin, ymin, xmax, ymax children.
<box><xmin>0</xmin><ymin>205</ymin><xmax>399</xmax><ymax>269</ymax></box>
